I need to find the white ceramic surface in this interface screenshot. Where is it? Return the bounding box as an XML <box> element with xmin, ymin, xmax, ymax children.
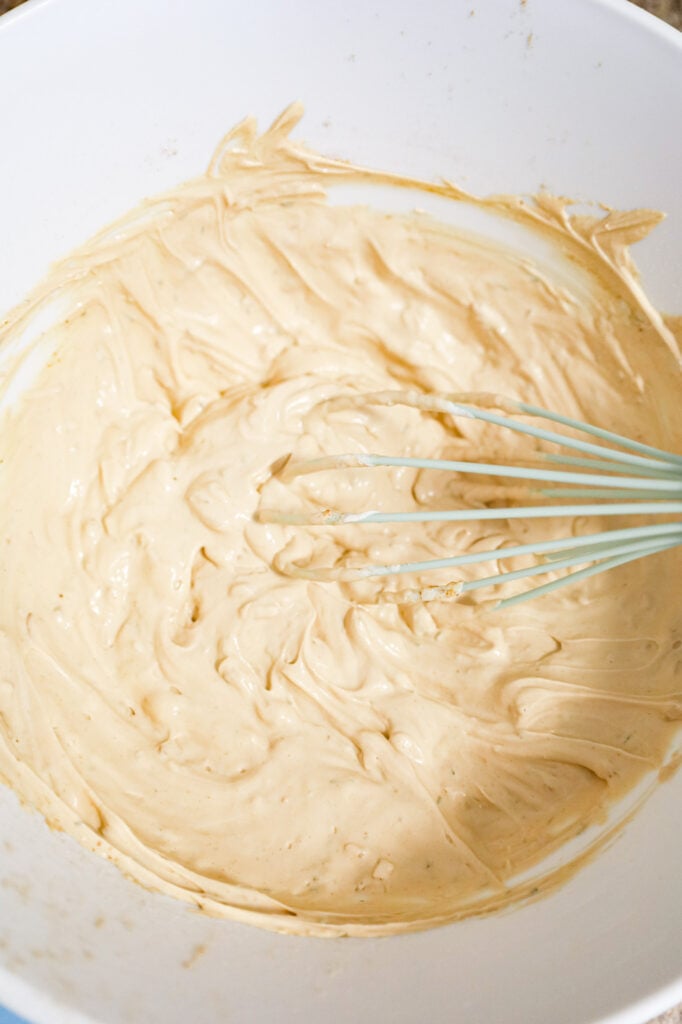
<box><xmin>0</xmin><ymin>1</ymin><xmax>680</xmax><ymax>1022</ymax></box>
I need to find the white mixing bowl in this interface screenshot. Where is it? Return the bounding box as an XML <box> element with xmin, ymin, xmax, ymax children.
<box><xmin>0</xmin><ymin>1</ymin><xmax>680</xmax><ymax>1022</ymax></box>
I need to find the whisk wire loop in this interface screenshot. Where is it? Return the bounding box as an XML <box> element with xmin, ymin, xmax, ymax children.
<box><xmin>260</xmin><ymin>392</ymin><xmax>682</xmax><ymax>606</ymax></box>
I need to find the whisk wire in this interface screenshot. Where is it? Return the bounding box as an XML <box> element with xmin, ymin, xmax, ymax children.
<box><xmin>260</xmin><ymin>501</ymin><xmax>682</xmax><ymax>527</ymax></box>
<box><xmin>493</xmin><ymin>540</ymin><xmax>678</xmax><ymax>611</ymax></box>
<box><xmin>277</xmin><ymin>523</ymin><xmax>682</xmax><ymax>582</ymax></box>
<box><xmin>277</xmin><ymin>452</ymin><xmax>682</xmax><ymax>492</ymax></box>
<box><xmin>516</xmin><ymin>398</ymin><xmax>682</xmax><ymax>467</ymax></box>
<box><xmin>346</xmin><ymin>391</ymin><xmax>682</xmax><ymax>470</ymax></box>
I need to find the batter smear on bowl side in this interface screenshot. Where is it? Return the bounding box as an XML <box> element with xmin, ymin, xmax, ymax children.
<box><xmin>0</xmin><ymin>106</ymin><xmax>680</xmax><ymax>936</ymax></box>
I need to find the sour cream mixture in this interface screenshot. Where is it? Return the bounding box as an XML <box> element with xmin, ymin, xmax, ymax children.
<box><xmin>0</xmin><ymin>107</ymin><xmax>680</xmax><ymax>936</ymax></box>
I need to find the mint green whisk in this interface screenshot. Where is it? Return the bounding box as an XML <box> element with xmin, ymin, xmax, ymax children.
<box><xmin>258</xmin><ymin>391</ymin><xmax>682</xmax><ymax>609</ymax></box>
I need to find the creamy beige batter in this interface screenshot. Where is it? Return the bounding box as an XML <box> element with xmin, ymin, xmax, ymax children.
<box><xmin>0</xmin><ymin>106</ymin><xmax>680</xmax><ymax>936</ymax></box>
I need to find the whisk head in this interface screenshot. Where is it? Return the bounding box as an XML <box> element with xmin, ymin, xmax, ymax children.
<box><xmin>257</xmin><ymin>391</ymin><xmax>682</xmax><ymax>608</ymax></box>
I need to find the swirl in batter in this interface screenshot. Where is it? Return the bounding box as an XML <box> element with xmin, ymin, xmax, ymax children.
<box><xmin>0</xmin><ymin>106</ymin><xmax>680</xmax><ymax>936</ymax></box>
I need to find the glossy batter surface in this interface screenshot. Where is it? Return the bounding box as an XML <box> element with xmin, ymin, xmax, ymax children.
<box><xmin>0</xmin><ymin>108</ymin><xmax>680</xmax><ymax>935</ymax></box>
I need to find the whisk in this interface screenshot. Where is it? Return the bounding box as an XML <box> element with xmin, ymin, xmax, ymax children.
<box><xmin>258</xmin><ymin>391</ymin><xmax>682</xmax><ymax>609</ymax></box>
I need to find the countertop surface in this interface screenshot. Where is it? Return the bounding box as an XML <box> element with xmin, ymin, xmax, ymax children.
<box><xmin>0</xmin><ymin>1</ymin><xmax>679</xmax><ymax>1023</ymax></box>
